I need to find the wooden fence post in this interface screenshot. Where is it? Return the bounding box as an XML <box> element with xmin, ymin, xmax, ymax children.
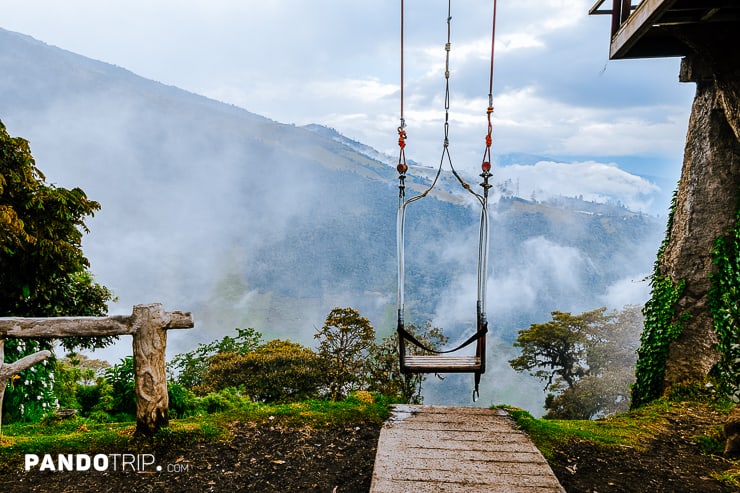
<box><xmin>131</xmin><ymin>303</ymin><xmax>186</xmax><ymax>436</ymax></box>
<box><xmin>0</xmin><ymin>303</ymin><xmax>193</xmax><ymax>436</ymax></box>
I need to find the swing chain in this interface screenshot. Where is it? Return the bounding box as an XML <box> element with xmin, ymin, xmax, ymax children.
<box><xmin>442</xmin><ymin>3</ymin><xmax>452</xmax><ymax>150</ymax></box>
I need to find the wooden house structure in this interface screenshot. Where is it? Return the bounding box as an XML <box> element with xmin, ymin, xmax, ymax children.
<box><xmin>590</xmin><ymin>0</ymin><xmax>740</xmax><ymax>59</ymax></box>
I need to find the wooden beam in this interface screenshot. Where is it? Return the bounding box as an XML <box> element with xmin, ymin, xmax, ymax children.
<box><xmin>0</xmin><ymin>305</ymin><xmax>193</xmax><ymax>338</ymax></box>
<box><xmin>0</xmin><ymin>303</ymin><xmax>194</xmax><ymax>436</ymax></box>
<box><xmin>0</xmin><ymin>315</ymin><xmax>133</xmax><ymax>338</ymax></box>
<box><xmin>612</xmin><ymin>0</ymin><xmax>623</xmax><ymax>36</ymax></box>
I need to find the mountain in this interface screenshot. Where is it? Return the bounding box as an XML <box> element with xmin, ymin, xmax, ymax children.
<box><xmin>0</xmin><ymin>28</ymin><xmax>665</xmax><ymax>409</ymax></box>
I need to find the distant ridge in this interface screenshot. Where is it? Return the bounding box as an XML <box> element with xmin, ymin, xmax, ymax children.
<box><xmin>0</xmin><ymin>27</ymin><xmax>663</xmax><ymax>407</ymax></box>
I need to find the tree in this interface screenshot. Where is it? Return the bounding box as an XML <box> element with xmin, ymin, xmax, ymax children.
<box><xmin>511</xmin><ymin>306</ymin><xmax>643</xmax><ymax>419</ymax></box>
<box><xmin>510</xmin><ymin>310</ymin><xmax>599</xmax><ymax>392</ymax></box>
<box><xmin>0</xmin><ymin>120</ymin><xmax>114</xmax><ymax>424</ymax></box>
<box><xmin>365</xmin><ymin>322</ymin><xmax>448</xmax><ymax>404</ymax></box>
<box><xmin>314</xmin><ymin>307</ymin><xmax>375</xmax><ymax>400</ymax></box>
<box><xmin>0</xmin><ymin>121</ymin><xmax>112</xmax><ymax>321</ymax></box>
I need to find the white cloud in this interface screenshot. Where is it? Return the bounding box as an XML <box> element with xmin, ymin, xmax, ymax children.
<box><xmin>307</xmin><ymin>78</ymin><xmax>398</xmax><ymax>104</ymax></box>
<box><xmin>0</xmin><ymin>0</ymin><xmax>693</xmax><ymax>189</ymax></box>
<box><xmin>600</xmin><ymin>275</ymin><xmax>652</xmax><ymax>309</ymax></box>
<box><xmin>495</xmin><ymin>160</ymin><xmax>660</xmax><ymax>211</ymax></box>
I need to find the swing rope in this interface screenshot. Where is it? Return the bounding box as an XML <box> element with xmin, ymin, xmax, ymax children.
<box><xmin>395</xmin><ymin>0</ymin><xmax>498</xmax><ymax>399</ymax></box>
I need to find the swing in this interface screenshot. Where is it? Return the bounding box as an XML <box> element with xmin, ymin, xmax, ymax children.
<box><xmin>395</xmin><ymin>0</ymin><xmax>498</xmax><ymax>400</ymax></box>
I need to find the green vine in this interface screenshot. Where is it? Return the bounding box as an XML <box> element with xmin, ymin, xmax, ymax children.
<box><xmin>632</xmin><ymin>188</ymin><xmax>687</xmax><ymax>409</ymax></box>
<box><xmin>709</xmin><ymin>207</ymin><xmax>740</xmax><ymax>402</ymax></box>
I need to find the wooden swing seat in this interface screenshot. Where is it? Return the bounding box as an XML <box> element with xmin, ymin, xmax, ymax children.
<box><xmin>401</xmin><ymin>355</ymin><xmax>483</xmax><ymax>373</ymax></box>
<box><xmin>398</xmin><ymin>324</ymin><xmax>486</xmax><ymax>375</ymax></box>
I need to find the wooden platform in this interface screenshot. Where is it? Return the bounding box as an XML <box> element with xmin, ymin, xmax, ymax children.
<box><xmin>590</xmin><ymin>0</ymin><xmax>740</xmax><ymax>59</ymax></box>
<box><xmin>370</xmin><ymin>405</ymin><xmax>565</xmax><ymax>493</ymax></box>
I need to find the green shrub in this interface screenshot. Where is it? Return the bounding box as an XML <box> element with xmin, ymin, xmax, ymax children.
<box><xmin>87</xmin><ymin>410</ymin><xmax>112</xmax><ymax>423</ymax></box>
<box><xmin>75</xmin><ymin>384</ymin><xmax>101</xmax><ymax>414</ymax></box>
<box><xmin>199</xmin><ymin>340</ymin><xmax>327</xmax><ymax>402</ymax></box>
<box><xmin>103</xmin><ymin>357</ymin><xmax>136</xmax><ymax>416</ymax></box>
<box><xmin>168</xmin><ymin>327</ymin><xmax>262</xmax><ymax>389</ymax></box>
<box><xmin>195</xmin><ymin>388</ymin><xmax>245</xmax><ymax>414</ymax></box>
<box><xmin>167</xmin><ymin>382</ymin><xmax>197</xmax><ymax>418</ymax></box>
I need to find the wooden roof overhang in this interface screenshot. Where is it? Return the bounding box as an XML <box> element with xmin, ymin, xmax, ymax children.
<box><xmin>590</xmin><ymin>0</ymin><xmax>740</xmax><ymax>59</ymax></box>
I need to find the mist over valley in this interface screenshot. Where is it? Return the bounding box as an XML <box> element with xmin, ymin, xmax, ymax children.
<box><xmin>0</xmin><ymin>28</ymin><xmax>668</xmax><ymax>412</ymax></box>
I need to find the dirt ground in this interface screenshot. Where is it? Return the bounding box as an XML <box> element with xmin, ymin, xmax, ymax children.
<box><xmin>4</xmin><ymin>406</ymin><xmax>740</xmax><ymax>492</ymax></box>
<box><xmin>548</xmin><ymin>403</ymin><xmax>740</xmax><ymax>493</ymax></box>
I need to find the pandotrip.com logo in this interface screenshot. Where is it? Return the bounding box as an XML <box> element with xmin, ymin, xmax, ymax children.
<box><xmin>25</xmin><ymin>454</ymin><xmax>191</xmax><ymax>473</ymax></box>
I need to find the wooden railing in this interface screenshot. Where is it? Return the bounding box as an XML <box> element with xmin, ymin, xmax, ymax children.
<box><xmin>0</xmin><ymin>303</ymin><xmax>194</xmax><ymax>435</ymax></box>
<box><xmin>589</xmin><ymin>0</ymin><xmax>640</xmax><ymax>37</ymax></box>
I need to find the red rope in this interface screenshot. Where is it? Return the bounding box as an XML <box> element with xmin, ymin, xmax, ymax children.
<box><xmin>400</xmin><ymin>0</ymin><xmax>405</xmax><ymax>128</ymax></box>
<box><xmin>488</xmin><ymin>0</ymin><xmax>498</xmax><ymax>99</ymax></box>
<box><xmin>482</xmin><ymin>0</ymin><xmax>497</xmax><ymax>173</ymax></box>
<box><xmin>397</xmin><ymin>0</ymin><xmax>407</xmax><ymax>176</ymax></box>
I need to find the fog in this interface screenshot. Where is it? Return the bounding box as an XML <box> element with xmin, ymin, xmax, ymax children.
<box><xmin>0</xmin><ymin>28</ymin><xmax>670</xmax><ymax>415</ymax></box>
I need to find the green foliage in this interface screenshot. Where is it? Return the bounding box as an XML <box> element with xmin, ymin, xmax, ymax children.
<box><xmin>75</xmin><ymin>385</ymin><xmax>102</xmax><ymax>414</ymax></box>
<box><xmin>168</xmin><ymin>307</ymin><xmax>438</xmax><ymax>405</ymax></box>
<box><xmin>200</xmin><ymin>340</ymin><xmax>327</xmax><ymax>402</ymax></box>
<box><xmin>1</xmin><ymin>340</ymin><xmax>57</xmax><ymax>423</ymax></box>
<box><xmin>631</xmin><ymin>274</ymin><xmax>686</xmax><ymax>409</ymax></box>
<box><xmin>0</xmin><ymin>120</ymin><xmax>115</xmax><ymax>424</ymax></box>
<box><xmin>168</xmin><ymin>327</ymin><xmax>262</xmax><ymax>389</ymax></box>
<box><xmin>632</xmin><ymin>188</ymin><xmax>686</xmax><ymax>409</ymax></box>
<box><xmin>50</xmin><ymin>353</ymin><xmax>111</xmax><ymax>413</ymax></box>
<box><xmin>510</xmin><ymin>310</ymin><xmax>593</xmax><ymax>391</ymax></box>
<box><xmin>49</xmin><ymin>358</ymin><xmax>79</xmax><ymax>411</ymax></box>
<box><xmin>195</xmin><ymin>387</ymin><xmax>246</xmax><ymax>414</ymax></box>
<box><xmin>167</xmin><ymin>382</ymin><xmax>197</xmax><ymax>419</ymax></box>
<box><xmin>103</xmin><ymin>357</ymin><xmax>136</xmax><ymax>418</ymax></box>
<box><xmin>365</xmin><ymin>322</ymin><xmax>448</xmax><ymax>404</ymax></box>
<box><xmin>545</xmin><ymin>369</ymin><xmax>635</xmax><ymax>419</ymax></box>
<box><xmin>709</xmin><ymin>208</ymin><xmax>740</xmax><ymax>402</ymax></box>
<box><xmin>314</xmin><ymin>307</ymin><xmax>375</xmax><ymax>400</ymax></box>
<box><xmin>0</xmin><ymin>119</ymin><xmax>113</xmax><ymax>325</ymax></box>
<box><xmin>510</xmin><ymin>306</ymin><xmax>642</xmax><ymax>419</ymax></box>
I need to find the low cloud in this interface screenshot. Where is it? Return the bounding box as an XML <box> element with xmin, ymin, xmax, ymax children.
<box><xmin>495</xmin><ymin>160</ymin><xmax>660</xmax><ymax>212</ymax></box>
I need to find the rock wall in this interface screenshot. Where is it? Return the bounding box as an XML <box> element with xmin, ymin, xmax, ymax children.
<box><xmin>661</xmin><ymin>52</ymin><xmax>740</xmax><ymax>387</ymax></box>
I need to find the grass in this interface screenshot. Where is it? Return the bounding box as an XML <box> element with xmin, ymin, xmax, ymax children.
<box><xmin>502</xmin><ymin>396</ymin><xmax>733</xmax><ymax>461</ymax></box>
<box><xmin>0</xmin><ymin>391</ymin><xmax>391</xmax><ymax>474</ymax></box>
<box><xmin>504</xmin><ymin>397</ymin><xmax>740</xmax><ymax>490</ymax></box>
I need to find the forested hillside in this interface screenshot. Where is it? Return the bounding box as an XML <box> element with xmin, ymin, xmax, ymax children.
<box><xmin>0</xmin><ymin>27</ymin><xmax>664</xmax><ymax>407</ymax></box>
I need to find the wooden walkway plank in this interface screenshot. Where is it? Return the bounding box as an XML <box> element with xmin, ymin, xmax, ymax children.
<box><xmin>370</xmin><ymin>405</ymin><xmax>565</xmax><ymax>493</ymax></box>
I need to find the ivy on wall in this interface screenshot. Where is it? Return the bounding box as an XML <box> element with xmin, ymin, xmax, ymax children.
<box><xmin>631</xmin><ymin>274</ymin><xmax>686</xmax><ymax>408</ymax></box>
<box><xmin>632</xmin><ymin>189</ymin><xmax>687</xmax><ymax>409</ymax></box>
<box><xmin>709</xmin><ymin>207</ymin><xmax>740</xmax><ymax>402</ymax></box>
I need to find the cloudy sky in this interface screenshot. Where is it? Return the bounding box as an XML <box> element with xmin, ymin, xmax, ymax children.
<box><xmin>0</xmin><ymin>0</ymin><xmax>696</xmax><ymax>213</ymax></box>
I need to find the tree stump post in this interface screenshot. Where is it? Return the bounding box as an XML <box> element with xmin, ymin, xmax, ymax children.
<box><xmin>131</xmin><ymin>303</ymin><xmax>192</xmax><ymax>436</ymax></box>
